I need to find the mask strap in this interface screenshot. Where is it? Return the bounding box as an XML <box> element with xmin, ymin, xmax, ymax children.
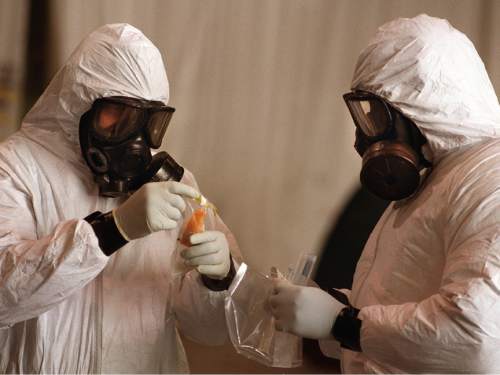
<box><xmin>392</xmin><ymin>109</ymin><xmax>432</xmax><ymax>170</ymax></box>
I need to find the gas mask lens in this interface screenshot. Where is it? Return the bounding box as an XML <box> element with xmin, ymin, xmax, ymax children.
<box><xmin>146</xmin><ymin>108</ymin><xmax>175</xmax><ymax>148</ymax></box>
<box><xmin>91</xmin><ymin>97</ymin><xmax>175</xmax><ymax>146</ymax></box>
<box><xmin>93</xmin><ymin>102</ymin><xmax>143</xmax><ymax>143</ymax></box>
<box><xmin>343</xmin><ymin>92</ymin><xmax>392</xmax><ymax>138</ymax></box>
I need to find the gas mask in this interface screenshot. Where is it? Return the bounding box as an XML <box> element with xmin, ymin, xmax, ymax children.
<box><xmin>79</xmin><ymin>96</ymin><xmax>184</xmax><ymax>197</ymax></box>
<box><xmin>343</xmin><ymin>91</ymin><xmax>431</xmax><ymax>201</ymax></box>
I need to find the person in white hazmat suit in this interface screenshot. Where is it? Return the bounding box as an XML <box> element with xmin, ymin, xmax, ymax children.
<box><xmin>269</xmin><ymin>14</ymin><xmax>500</xmax><ymax>373</ymax></box>
<box><xmin>0</xmin><ymin>24</ymin><xmax>241</xmax><ymax>373</ymax></box>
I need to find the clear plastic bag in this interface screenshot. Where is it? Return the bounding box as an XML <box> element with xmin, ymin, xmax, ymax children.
<box><xmin>224</xmin><ymin>252</ymin><xmax>317</xmax><ymax>368</ymax></box>
<box><xmin>225</xmin><ymin>264</ymin><xmax>277</xmax><ymax>365</ymax></box>
<box><xmin>171</xmin><ymin>195</ymin><xmax>218</xmax><ymax>282</ymax></box>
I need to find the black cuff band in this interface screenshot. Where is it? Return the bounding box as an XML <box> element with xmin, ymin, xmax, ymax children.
<box><xmin>84</xmin><ymin>211</ymin><xmax>128</xmax><ymax>256</ymax></box>
<box><xmin>201</xmin><ymin>256</ymin><xmax>236</xmax><ymax>291</ymax></box>
<box><xmin>332</xmin><ymin>306</ymin><xmax>362</xmax><ymax>352</ymax></box>
<box><xmin>328</xmin><ymin>289</ymin><xmax>362</xmax><ymax>352</ymax></box>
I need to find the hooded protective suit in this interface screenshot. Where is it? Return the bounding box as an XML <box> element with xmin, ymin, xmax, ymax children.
<box><xmin>321</xmin><ymin>14</ymin><xmax>500</xmax><ymax>373</ymax></box>
<box><xmin>0</xmin><ymin>24</ymin><xmax>240</xmax><ymax>373</ymax></box>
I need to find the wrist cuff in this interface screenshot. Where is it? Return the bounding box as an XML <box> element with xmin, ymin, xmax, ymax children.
<box><xmin>328</xmin><ymin>289</ymin><xmax>362</xmax><ymax>352</ymax></box>
<box><xmin>84</xmin><ymin>211</ymin><xmax>128</xmax><ymax>256</ymax></box>
<box><xmin>201</xmin><ymin>256</ymin><xmax>236</xmax><ymax>291</ymax></box>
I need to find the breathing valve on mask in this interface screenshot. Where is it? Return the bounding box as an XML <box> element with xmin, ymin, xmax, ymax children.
<box><xmin>79</xmin><ymin>96</ymin><xmax>184</xmax><ymax>197</ymax></box>
<box><xmin>344</xmin><ymin>90</ymin><xmax>431</xmax><ymax>201</ymax></box>
<box><xmin>359</xmin><ymin>140</ymin><xmax>421</xmax><ymax>201</ymax></box>
<box><xmin>91</xmin><ymin>151</ymin><xmax>184</xmax><ymax>197</ymax></box>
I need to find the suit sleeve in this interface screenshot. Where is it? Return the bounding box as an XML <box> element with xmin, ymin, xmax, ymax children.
<box><xmin>356</xmin><ymin>190</ymin><xmax>500</xmax><ymax>373</ymax></box>
<box><xmin>0</xmin><ymin>168</ymin><xmax>108</xmax><ymax>328</ymax></box>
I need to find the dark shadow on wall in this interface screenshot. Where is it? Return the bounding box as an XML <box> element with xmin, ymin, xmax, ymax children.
<box><xmin>301</xmin><ymin>185</ymin><xmax>389</xmax><ymax>367</ymax></box>
<box><xmin>315</xmin><ymin>185</ymin><xmax>389</xmax><ymax>291</ymax></box>
<box><xmin>22</xmin><ymin>0</ymin><xmax>51</xmax><ymax>117</ymax></box>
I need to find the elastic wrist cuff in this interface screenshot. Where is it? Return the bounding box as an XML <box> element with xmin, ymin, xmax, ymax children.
<box><xmin>84</xmin><ymin>211</ymin><xmax>128</xmax><ymax>256</ymax></box>
<box><xmin>327</xmin><ymin>288</ymin><xmax>362</xmax><ymax>352</ymax></box>
<box><xmin>201</xmin><ymin>255</ymin><xmax>236</xmax><ymax>291</ymax></box>
<box><xmin>331</xmin><ymin>305</ymin><xmax>362</xmax><ymax>352</ymax></box>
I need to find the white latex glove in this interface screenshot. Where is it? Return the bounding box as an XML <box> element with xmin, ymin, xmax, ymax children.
<box><xmin>113</xmin><ymin>181</ymin><xmax>199</xmax><ymax>240</ymax></box>
<box><xmin>269</xmin><ymin>279</ymin><xmax>345</xmax><ymax>339</ymax></box>
<box><xmin>181</xmin><ymin>231</ymin><xmax>231</xmax><ymax>280</ymax></box>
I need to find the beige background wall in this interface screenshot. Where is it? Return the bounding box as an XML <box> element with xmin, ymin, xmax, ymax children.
<box><xmin>0</xmin><ymin>0</ymin><xmax>28</xmax><ymax>138</ymax></box>
<box><xmin>5</xmin><ymin>0</ymin><xmax>500</xmax><ymax>275</ymax></box>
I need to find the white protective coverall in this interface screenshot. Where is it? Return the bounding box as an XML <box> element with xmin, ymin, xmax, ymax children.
<box><xmin>0</xmin><ymin>24</ymin><xmax>240</xmax><ymax>373</ymax></box>
<box><xmin>321</xmin><ymin>14</ymin><xmax>500</xmax><ymax>373</ymax></box>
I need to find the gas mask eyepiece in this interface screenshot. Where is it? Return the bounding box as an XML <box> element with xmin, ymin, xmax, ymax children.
<box><xmin>344</xmin><ymin>90</ymin><xmax>430</xmax><ymax>201</ymax></box>
<box><xmin>79</xmin><ymin>96</ymin><xmax>183</xmax><ymax>197</ymax></box>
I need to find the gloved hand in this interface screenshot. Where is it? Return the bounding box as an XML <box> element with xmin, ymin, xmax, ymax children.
<box><xmin>113</xmin><ymin>181</ymin><xmax>199</xmax><ymax>241</ymax></box>
<box><xmin>269</xmin><ymin>279</ymin><xmax>345</xmax><ymax>339</ymax></box>
<box><xmin>181</xmin><ymin>231</ymin><xmax>231</xmax><ymax>280</ymax></box>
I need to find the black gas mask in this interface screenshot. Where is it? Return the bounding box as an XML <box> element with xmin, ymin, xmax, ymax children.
<box><xmin>343</xmin><ymin>91</ymin><xmax>431</xmax><ymax>201</ymax></box>
<box><xmin>79</xmin><ymin>96</ymin><xmax>184</xmax><ymax>197</ymax></box>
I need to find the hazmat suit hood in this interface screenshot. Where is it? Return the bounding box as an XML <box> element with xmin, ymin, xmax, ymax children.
<box><xmin>351</xmin><ymin>14</ymin><xmax>500</xmax><ymax>162</ymax></box>
<box><xmin>21</xmin><ymin>23</ymin><xmax>169</xmax><ymax>157</ymax></box>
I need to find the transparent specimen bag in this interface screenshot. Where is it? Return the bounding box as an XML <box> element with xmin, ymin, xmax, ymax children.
<box><xmin>225</xmin><ymin>252</ymin><xmax>317</xmax><ymax>367</ymax></box>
